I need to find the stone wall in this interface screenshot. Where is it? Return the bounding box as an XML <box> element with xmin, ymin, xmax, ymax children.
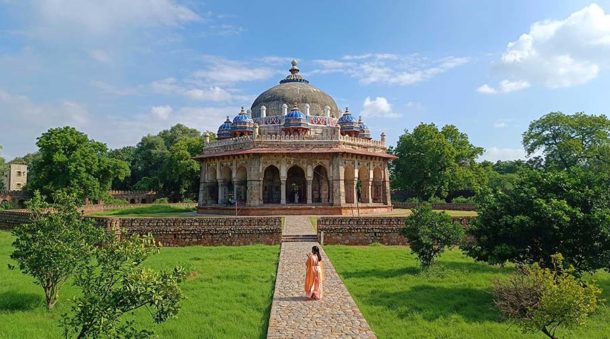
<box><xmin>0</xmin><ymin>210</ymin><xmax>281</xmax><ymax>246</ymax></box>
<box><xmin>93</xmin><ymin>216</ymin><xmax>282</xmax><ymax>246</ymax></box>
<box><xmin>392</xmin><ymin>202</ymin><xmax>476</xmax><ymax>211</ymax></box>
<box><xmin>0</xmin><ymin>210</ymin><xmax>31</xmax><ymax>230</ymax></box>
<box><xmin>317</xmin><ymin>216</ymin><xmax>474</xmax><ymax>245</ymax></box>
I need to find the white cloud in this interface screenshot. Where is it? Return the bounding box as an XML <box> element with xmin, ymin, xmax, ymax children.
<box><xmin>477</xmin><ymin>80</ymin><xmax>530</xmax><ymax>94</ymax></box>
<box><xmin>150</xmin><ymin>105</ymin><xmax>173</xmax><ymax>120</ymax></box>
<box><xmin>150</xmin><ymin>77</ymin><xmax>247</xmax><ymax>102</ymax></box>
<box><xmin>36</xmin><ymin>0</ymin><xmax>200</xmax><ymax>34</ymax></box>
<box><xmin>481</xmin><ymin>147</ymin><xmax>527</xmax><ymax>162</ymax></box>
<box><xmin>192</xmin><ymin>55</ymin><xmax>276</xmax><ymax>84</ymax></box>
<box><xmin>313</xmin><ymin>54</ymin><xmax>469</xmax><ymax>86</ymax></box>
<box><xmin>89</xmin><ymin>49</ymin><xmax>112</xmax><ymax>63</ymax></box>
<box><xmin>90</xmin><ymin>81</ymin><xmax>140</xmax><ymax>96</ymax></box>
<box><xmin>361</xmin><ymin>96</ymin><xmax>401</xmax><ymax>118</ymax></box>
<box><xmin>480</xmin><ymin>3</ymin><xmax>610</xmax><ymax>92</ymax></box>
<box><xmin>493</xmin><ymin>121</ymin><xmax>507</xmax><ymax>128</ymax></box>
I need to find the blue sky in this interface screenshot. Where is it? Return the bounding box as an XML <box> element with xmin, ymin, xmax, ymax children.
<box><xmin>1</xmin><ymin>0</ymin><xmax>610</xmax><ymax>161</ymax></box>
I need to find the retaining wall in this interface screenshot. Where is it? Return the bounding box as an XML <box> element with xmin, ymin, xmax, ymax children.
<box><xmin>317</xmin><ymin>216</ymin><xmax>474</xmax><ymax>245</ymax></box>
<box><xmin>0</xmin><ymin>210</ymin><xmax>281</xmax><ymax>246</ymax></box>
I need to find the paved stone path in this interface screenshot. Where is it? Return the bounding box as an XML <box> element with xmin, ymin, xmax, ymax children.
<box><xmin>267</xmin><ymin>216</ymin><xmax>376</xmax><ymax>339</ymax></box>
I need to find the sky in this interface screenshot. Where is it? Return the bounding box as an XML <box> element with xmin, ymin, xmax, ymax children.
<box><xmin>1</xmin><ymin>0</ymin><xmax>610</xmax><ymax>161</ymax></box>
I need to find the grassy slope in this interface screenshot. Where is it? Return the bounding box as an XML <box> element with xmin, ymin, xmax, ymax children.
<box><xmin>90</xmin><ymin>204</ymin><xmax>196</xmax><ymax>217</ymax></box>
<box><xmin>0</xmin><ymin>231</ymin><xmax>279</xmax><ymax>339</ymax></box>
<box><xmin>325</xmin><ymin>245</ymin><xmax>610</xmax><ymax>339</ymax></box>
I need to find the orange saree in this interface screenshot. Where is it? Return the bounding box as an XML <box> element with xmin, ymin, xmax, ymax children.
<box><xmin>305</xmin><ymin>253</ymin><xmax>324</xmax><ymax>300</ymax></box>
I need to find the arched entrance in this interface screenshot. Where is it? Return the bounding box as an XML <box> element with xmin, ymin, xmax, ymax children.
<box><xmin>372</xmin><ymin>167</ymin><xmax>383</xmax><ymax>203</ymax></box>
<box><xmin>358</xmin><ymin>166</ymin><xmax>370</xmax><ymax>203</ymax></box>
<box><xmin>207</xmin><ymin>166</ymin><xmax>218</xmax><ymax>204</ymax></box>
<box><xmin>221</xmin><ymin>166</ymin><xmax>232</xmax><ymax>204</ymax></box>
<box><xmin>287</xmin><ymin>165</ymin><xmax>306</xmax><ymax>204</ymax></box>
<box><xmin>312</xmin><ymin>165</ymin><xmax>330</xmax><ymax>203</ymax></box>
<box><xmin>235</xmin><ymin>166</ymin><xmax>248</xmax><ymax>203</ymax></box>
<box><xmin>344</xmin><ymin>165</ymin><xmax>355</xmax><ymax>204</ymax></box>
<box><xmin>263</xmin><ymin>165</ymin><xmax>281</xmax><ymax>204</ymax></box>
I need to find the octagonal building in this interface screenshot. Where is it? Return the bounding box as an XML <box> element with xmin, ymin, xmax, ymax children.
<box><xmin>195</xmin><ymin>61</ymin><xmax>396</xmax><ymax>215</ymax></box>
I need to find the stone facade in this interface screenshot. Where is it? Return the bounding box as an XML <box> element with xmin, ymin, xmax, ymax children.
<box><xmin>0</xmin><ymin>190</ymin><xmax>28</xmax><ymax>208</ymax></box>
<box><xmin>2</xmin><ymin>164</ymin><xmax>27</xmax><ymax>191</ymax></box>
<box><xmin>316</xmin><ymin>216</ymin><xmax>474</xmax><ymax>245</ymax></box>
<box><xmin>106</xmin><ymin>190</ymin><xmax>160</xmax><ymax>204</ymax></box>
<box><xmin>0</xmin><ymin>210</ymin><xmax>281</xmax><ymax>246</ymax></box>
<box><xmin>196</xmin><ymin>61</ymin><xmax>396</xmax><ymax>215</ymax></box>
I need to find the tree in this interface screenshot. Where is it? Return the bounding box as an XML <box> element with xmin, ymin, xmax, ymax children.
<box><xmin>61</xmin><ymin>233</ymin><xmax>185</xmax><ymax>338</ymax></box>
<box><xmin>0</xmin><ymin>144</ymin><xmax>6</xmax><ymax>191</ymax></box>
<box><xmin>494</xmin><ymin>254</ymin><xmax>601</xmax><ymax>339</ymax></box>
<box><xmin>108</xmin><ymin>146</ymin><xmax>136</xmax><ymax>190</ymax></box>
<box><xmin>465</xmin><ymin>167</ymin><xmax>610</xmax><ymax>273</ymax></box>
<box><xmin>10</xmin><ymin>191</ymin><xmax>104</xmax><ymax>309</ymax></box>
<box><xmin>161</xmin><ymin>136</ymin><xmax>204</xmax><ymax>196</ymax></box>
<box><xmin>523</xmin><ymin>112</ymin><xmax>610</xmax><ymax>170</ymax></box>
<box><xmin>28</xmin><ymin>127</ymin><xmax>129</xmax><ymax>202</ymax></box>
<box><xmin>391</xmin><ymin>123</ymin><xmax>484</xmax><ymax>201</ymax></box>
<box><xmin>402</xmin><ymin>204</ymin><xmax>464</xmax><ymax>268</ymax></box>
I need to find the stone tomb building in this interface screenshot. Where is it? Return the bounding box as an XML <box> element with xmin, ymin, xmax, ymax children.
<box><xmin>195</xmin><ymin>61</ymin><xmax>396</xmax><ymax>215</ymax></box>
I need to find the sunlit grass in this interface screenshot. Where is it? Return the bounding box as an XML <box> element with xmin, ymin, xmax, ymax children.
<box><xmin>90</xmin><ymin>204</ymin><xmax>196</xmax><ymax>217</ymax></box>
<box><xmin>0</xmin><ymin>231</ymin><xmax>279</xmax><ymax>338</ymax></box>
<box><xmin>325</xmin><ymin>245</ymin><xmax>610</xmax><ymax>339</ymax></box>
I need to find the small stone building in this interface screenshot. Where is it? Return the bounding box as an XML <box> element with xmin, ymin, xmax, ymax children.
<box><xmin>2</xmin><ymin>163</ymin><xmax>27</xmax><ymax>191</ymax></box>
<box><xmin>195</xmin><ymin>61</ymin><xmax>396</xmax><ymax>215</ymax></box>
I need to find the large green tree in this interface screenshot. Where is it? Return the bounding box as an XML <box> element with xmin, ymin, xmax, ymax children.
<box><xmin>10</xmin><ymin>191</ymin><xmax>104</xmax><ymax>309</ymax></box>
<box><xmin>465</xmin><ymin>167</ymin><xmax>610</xmax><ymax>273</ymax></box>
<box><xmin>523</xmin><ymin>112</ymin><xmax>610</xmax><ymax>170</ymax></box>
<box><xmin>112</xmin><ymin>124</ymin><xmax>216</xmax><ymax>196</ymax></box>
<box><xmin>391</xmin><ymin>123</ymin><xmax>484</xmax><ymax>201</ymax></box>
<box><xmin>0</xmin><ymin>144</ymin><xmax>6</xmax><ymax>191</ymax></box>
<box><xmin>28</xmin><ymin>127</ymin><xmax>129</xmax><ymax>202</ymax></box>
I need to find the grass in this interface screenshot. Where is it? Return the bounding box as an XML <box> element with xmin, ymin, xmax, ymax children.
<box><xmin>382</xmin><ymin>208</ymin><xmax>478</xmax><ymax>217</ymax></box>
<box><xmin>90</xmin><ymin>204</ymin><xmax>196</xmax><ymax>217</ymax></box>
<box><xmin>325</xmin><ymin>245</ymin><xmax>610</xmax><ymax>339</ymax></box>
<box><xmin>0</xmin><ymin>231</ymin><xmax>279</xmax><ymax>339</ymax></box>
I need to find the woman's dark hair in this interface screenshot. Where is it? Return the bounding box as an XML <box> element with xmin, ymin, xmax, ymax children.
<box><xmin>312</xmin><ymin>246</ymin><xmax>322</xmax><ymax>262</ymax></box>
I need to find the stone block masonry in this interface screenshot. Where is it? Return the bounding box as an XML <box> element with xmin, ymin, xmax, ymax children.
<box><xmin>317</xmin><ymin>216</ymin><xmax>474</xmax><ymax>245</ymax></box>
<box><xmin>0</xmin><ymin>210</ymin><xmax>282</xmax><ymax>246</ymax></box>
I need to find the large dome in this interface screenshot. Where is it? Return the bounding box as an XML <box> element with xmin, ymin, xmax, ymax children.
<box><xmin>251</xmin><ymin>61</ymin><xmax>339</xmax><ymax>118</ymax></box>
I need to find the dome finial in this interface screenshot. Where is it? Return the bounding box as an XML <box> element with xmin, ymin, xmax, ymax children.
<box><xmin>280</xmin><ymin>59</ymin><xmax>308</xmax><ymax>84</ymax></box>
<box><xmin>289</xmin><ymin>60</ymin><xmax>299</xmax><ymax>74</ymax></box>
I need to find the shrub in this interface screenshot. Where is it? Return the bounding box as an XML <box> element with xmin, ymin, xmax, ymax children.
<box><xmin>10</xmin><ymin>191</ymin><xmax>104</xmax><ymax>309</ymax></box>
<box><xmin>452</xmin><ymin>196</ymin><xmax>475</xmax><ymax>204</ymax></box>
<box><xmin>181</xmin><ymin>198</ymin><xmax>195</xmax><ymax>203</ymax></box>
<box><xmin>493</xmin><ymin>254</ymin><xmax>602</xmax><ymax>339</ymax></box>
<box><xmin>154</xmin><ymin>197</ymin><xmax>170</xmax><ymax>204</ymax></box>
<box><xmin>402</xmin><ymin>204</ymin><xmax>464</xmax><ymax>268</ymax></box>
<box><xmin>0</xmin><ymin>200</ymin><xmax>11</xmax><ymax>210</ymax></box>
<box><xmin>62</xmin><ymin>233</ymin><xmax>186</xmax><ymax>338</ymax></box>
<box><xmin>103</xmin><ymin>197</ymin><xmax>129</xmax><ymax>205</ymax></box>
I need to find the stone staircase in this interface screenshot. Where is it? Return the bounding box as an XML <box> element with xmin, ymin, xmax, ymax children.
<box><xmin>281</xmin><ymin>234</ymin><xmax>318</xmax><ymax>242</ymax></box>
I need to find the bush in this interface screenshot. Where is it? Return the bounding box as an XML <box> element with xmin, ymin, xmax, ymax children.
<box><xmin>0</xmin><ymin>200</ymin><xmax>11</xmax><ymax>210</ymax></box>
<box><xmin>103</xmin><ymin>197</ymin><xmax>129</xmax><ymax>205</ymax></box>
<box><xmin>154</xmin><ymin>197</ymin><xmax>169</xmax><ymax>204</ymax></box>
<box><xmin>493</xmin><ymin>254</ymin><xmax>601</xmax><ymax>339</ymax></box>
<box><xmin>180</xmin><ymin>198</ymin><xmax>195</xmax><ymax>203</ymax></box>
<box><xmin>402</xmin><ymin>204</ymin><xmax>464</xmax><ymax>268</ymax></box>
<box><xmin>452</xmin><ymin>196</ymin><xmax>475</xmax><ymax>204</ymax></box>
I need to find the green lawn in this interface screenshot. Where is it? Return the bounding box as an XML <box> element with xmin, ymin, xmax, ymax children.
<box><xmin>0</xmin><ymin>231</ymin><xmax>279</xmax><ymax>339</ymax></box>
<box><xmin>325</xmin><ymin>245</ymin><xmax>610</xmax><ymax>339</ymax></box>
<box><xmin>90</xmin><ymin>204</ymin><xmax>196</xmax><ymax>217</ymax></box>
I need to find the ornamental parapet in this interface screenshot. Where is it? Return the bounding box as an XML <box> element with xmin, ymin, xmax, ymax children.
<box><xmin>201</xmin><ymin>133</ymin><xmax>388</xmax><ymax>156</ymax></box>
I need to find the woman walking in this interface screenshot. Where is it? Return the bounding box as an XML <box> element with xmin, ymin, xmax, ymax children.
<box><xmin>305</xmin><ymin>245</ymin><xmax>324</xmax><ymax>300</ymax></box>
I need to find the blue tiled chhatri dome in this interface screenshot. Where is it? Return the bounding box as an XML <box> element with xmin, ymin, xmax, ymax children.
<box><xmin>231</xmin><ymin>107</ymin><xmax>254</xmax><ymax>137</ymax></box>
<box><xmin>283</xmin><ymin>104</ymin><xmax>309</xmax><ymax>133</ymax></box>
<box><xmin>338</xmin><ymin>108</ymin><xmax>360</xmax><ymax>137</ymax></box>
<box><xmin>217</xmin><ymin>116</ymin><xmax>233</xmax><ymax>140</ymax></box>
<box><xmin>358</xmin><ymin>116</ymin><xmax>371</xmax><ymax>140</ymax></box>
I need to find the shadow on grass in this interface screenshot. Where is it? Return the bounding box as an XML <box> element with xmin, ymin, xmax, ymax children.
<box><xmin>341</xmin><ymin>261</ymin><xmax>511</xmax><ymax>280</ymax></box>
<box><xmin>367</xmin><ymin>285</ymin><xmax>500</xmax><ymax>323</ymax></box>
<box><xmin>0</xmin><ymin>291</ymin><xmax>42</xmax><ymax>312</ymax></box>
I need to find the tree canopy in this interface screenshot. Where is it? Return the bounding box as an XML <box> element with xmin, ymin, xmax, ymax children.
<box><xmin>0</xmin><ymin>144</ymin><xmax>6</xmax><ymax>191</ymax></box>
<box><xmin>110</xmin><ymin>124</ymin><xmax>215</xmax><ymax>197</ymax></box>
<box><xmin>391</xmin><ymin>123</ymin><xmax>484</xmax><ymax>201</ymax></box>
<box><xmin>523</xmin><ymin>112</ymin><xmax>610</xmax><ymax>170</ymax></box>
<box><xmin>27</xmin><ymin>127</ymin><xmax>129</xmax><ymax>202</ymax></box>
